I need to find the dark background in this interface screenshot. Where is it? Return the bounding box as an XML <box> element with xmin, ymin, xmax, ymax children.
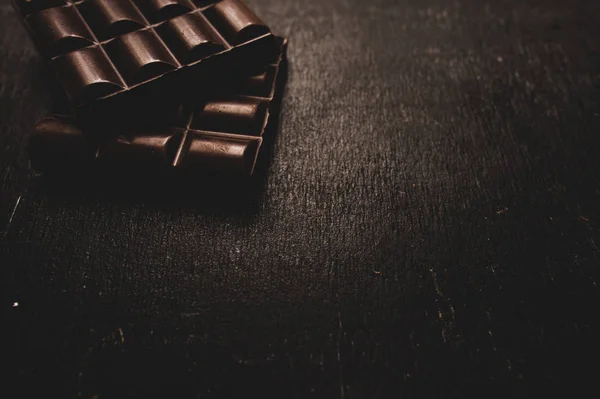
<box><xmin>1</xmin><ymin>0</ymin><xmax>600</xmax><ymax>397</ymax></box>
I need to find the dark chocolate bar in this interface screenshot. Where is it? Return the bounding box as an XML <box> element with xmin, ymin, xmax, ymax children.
<box><xmin>13</xmin><ymin>0</ymin><xmax>276</xmax><ymax>126</ymax></box>
<box><xmin>30</xmin><ymin>38</ymin><xmax>287</xmax><ymax>176</ymax></box>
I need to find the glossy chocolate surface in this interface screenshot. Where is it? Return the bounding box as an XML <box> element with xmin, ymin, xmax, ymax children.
<box><xmin>30</xmin><ymin>38</ymin><xmax>287</xmax><ymax>176</ymax></box>
<box><xmin>13</xmin><ymin>0</ymin><xmax>275</xmax><ymax>122</ymax></box>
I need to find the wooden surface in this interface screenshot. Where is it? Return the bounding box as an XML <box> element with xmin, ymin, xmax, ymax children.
<box><xmin>1</xmin><ymin>0</ymin><xmax>600</xmax><ymax>397</ymax></box>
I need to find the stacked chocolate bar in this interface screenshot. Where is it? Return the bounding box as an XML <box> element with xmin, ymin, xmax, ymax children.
<box><xmin>13</xmin><ymin>0</ymin><xmax>287</xmax><ymax>176</ymax></box>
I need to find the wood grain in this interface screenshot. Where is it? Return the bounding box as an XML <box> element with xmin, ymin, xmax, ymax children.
<box><xmin>1</xmin><ymin>0</ymin><xmax>599</xmax><ymax>397</ymax></box>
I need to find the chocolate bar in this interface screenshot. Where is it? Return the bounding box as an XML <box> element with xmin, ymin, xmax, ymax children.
<box><xmin>30</xmin><ymin>38</ymin><xmax>287</xmax><ymax>177</ymax></box>
<box><xmin>13</xmin><ymin>0</ymin><xmax>276</xmax><ymax>126</ymax></box>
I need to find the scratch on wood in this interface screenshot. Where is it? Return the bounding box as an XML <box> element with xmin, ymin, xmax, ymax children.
<box><xmin>181</xmin><ymin>312</ymin><xmax>203</xmax><ymax>318</ymax></box>
<box><xmin>429</xmin><ymin>268</ymin><xmax>445</xmax><ymax>297</ymax></box>
<box><xmin>488</xmin><ymin>330</ymin><xmax>497</xmax><ymax>352</ymax></box>
<box><xmin>3</xmin><ymin>195</ymin><xmax>21</xmax><ymax>237</ymax></box>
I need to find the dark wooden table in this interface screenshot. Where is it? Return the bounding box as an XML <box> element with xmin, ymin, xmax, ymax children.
<box><xmin>1</xmin><ymin>0</ymin><xmax>599</xmax><ymax>397</ymax></box>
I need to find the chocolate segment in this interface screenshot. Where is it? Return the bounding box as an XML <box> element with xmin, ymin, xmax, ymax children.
<box><xmin>238</xmin><ymin>65</ymin><xmax>276</xmax><ymax>97</ymax></box>
<box><xmin>205</xmin><ymin>0</ymin><xmax>269</xmax><ymax>44</ymax></box>
<box><xmin>26</xmin><ymin>6</ymin><xmax>95</xmax><ymax>57</ymax></box>
<box><xmin>174</xmin><ymin>132</ymin><xmax>262</xmax><ymax>175</ymax></box>
<box><xmin>51</xmin><ymin>45</ymin><xmax>125</xmax><ymax>103</ymax></box>
<box><xmin>105</xmin><ymin>29</ymin><xmax>179</xmax><ymax>84</ymax></box>
<box><xmin>191</xmin><ymin>98</ymin><xmax>268</xmax><ymax>136</ymax></box>
<box><xmin>30</xmin><ymin>116</ymin><xmax>98</xmax><ymax>171</ymax></box>
<box><xmin>134</xmin><ymin>0</ymin><xmax>194</xmax><ymax>23</ymax></box>
<box><xmin>99</xmin><ymin>130</ymin><xmax>183</xmax><ymax>168</ymax></box>
<box><xmin>157</xmin><ymin>11</ymin><xmax>226</xmax><ymax>63</ymax></box>
<box><xmin>78</xmin><ymin>0</ymin><xmax>148</xmax><ymax>41</ymax></box>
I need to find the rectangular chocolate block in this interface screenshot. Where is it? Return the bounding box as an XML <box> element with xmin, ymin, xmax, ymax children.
<box><xmin>29</xmin><ymin>38</ymin><xmax>287</xmax><ymax>177</ymax></box>
<box><xmin>13</xmin><ymin>0</ymin><xmax>277</xmax><ymax>127</ymax></box>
